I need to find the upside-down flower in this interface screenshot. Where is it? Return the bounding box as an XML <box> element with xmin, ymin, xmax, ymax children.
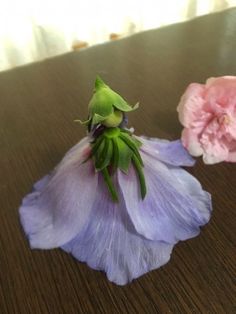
<box><xmin>19</xmin><ymin>77</ymin><xmax>212</xmax><ymax>285</ymax></box>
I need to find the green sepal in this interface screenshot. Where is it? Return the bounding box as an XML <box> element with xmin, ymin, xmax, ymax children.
<box><xmin>94</xmin><ymin>138</ymin><xmax>106</xmax><ymax>169</ymax></box>
<box><xmin>95</xmin><ymin>75</ymin><xmax>106</xmax><ymax>90</ymax></box>
<box><xmin>101</xmin><ymin>167</ymin><xmax>119</xmax><ymax>202</ymax></box>
<box><xmin>111</xmin><ymin>137</ymin><xmax>119</xmax><ymax>174</ymax></box>
<box><xmin>120</xmin><ymin>128</ymin><xmax>132</xmax><ymax>135</ymax></box>
<box><xmin>120</xmin><ymin>129</ymin><xmax>142</xmax><ymax>148</ymax></box>
<box><xmin>114</xmin><ymin>101</ymin><xmax>139</xmax><ymax>113</ymax></box>
<box><xmin>94</xmin><ymin>137</ymin><xmax>107</xmax><ymax>169</ymax></box>
<box><xmin>74</xmin><ymin>118</ymin><xmax>91</xmax><ymax>125</ymax></box>
<box><xmin>132</xmin><ymin>154</ymin><xmax>147</xmax><ymax>199</ymax></box>
<box><xmin>86</xmin><ymin>126</ymin><xmax>147</xmax><ymax>202</ymax></box>
<box><xmin>119</xmin><ymin>133</ymin><xmax>144</xmax><ymax>166</ymax></box>
<box><xmin>91</xmin><ymin>136</ymin><xmax>105</xmax><ymax>156</ymax></box>
<box><xmin>95</xmin><ymin>137</ymin><xmax>113</xmax><ymax>171</ymax></box>
<box><xmin>82</xmin><ymin>136</ymin><xmax>103</xmax><ymax>164</ymax></box>
<box><xmin>89</xmin><ymin>94</ymin><xmax>114</xmax><ymax>118</ymax></box>
<box><xmin>92</xmin><ymin>113</ymin><xmax>110</xmax><ymax>125</ymax></box>
<box><xmin>116</xmin><ymin>137</ymin><xmax>133</xmax><ymax>173</ymax></box>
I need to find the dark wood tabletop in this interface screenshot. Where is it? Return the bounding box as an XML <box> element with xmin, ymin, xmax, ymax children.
<box><xmin>1</xmin><ymin>8</ymin><xmax>236</xmax><ymax>314</ymax></box>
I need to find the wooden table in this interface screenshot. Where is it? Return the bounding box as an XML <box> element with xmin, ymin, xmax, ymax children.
<box><xmin>0</xmin><ymin>8</ymin><xmax>236</xmax><ymax>314</ymax></box>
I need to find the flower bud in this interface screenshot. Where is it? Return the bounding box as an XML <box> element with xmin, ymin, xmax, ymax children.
<box><xmin>88</xmin><ymin>76</ymin><xmax>138</xmax><ymax>127</ymax></box>
<box><xmin>102</xmin><ymin>110</ymin><xmax>123</xmax><ymax>127</ymax></box>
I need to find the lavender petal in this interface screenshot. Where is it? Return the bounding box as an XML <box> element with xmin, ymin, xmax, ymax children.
<box><xmin>138</xmin><ymin>136</ymin><xmax>195</xmax><ymax>166</ymax></box>
<box><xmin>62</xmin><ymin>175</ymin><xmax>173</xmax><ymax>286</ymax></box>
<box><xmin>19</xmin><ymin>137</ymin><xmax>97</xmax><ymax>249</ymax></box>
<box><xmin>118</xmin><ymin>150</ymin><xmax>212</xmax><ymax>244</ymax></box>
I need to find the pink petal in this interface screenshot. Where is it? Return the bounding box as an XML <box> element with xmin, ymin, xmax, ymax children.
<box><xmin>227</xmin><ymin>140</ymin><xmax>236</xmax><ymax>162</ymax></box>
<box><xmin>177</xmin><ymin>83</ymin><xmax>205</xmax><ymax>128</ymax></box>
<box><xmin>227</xmin><ymin>152</ymin><xmax>236</xmax><ymax>162</ymax></box>
<box><xmin>202</xmin><ymin>139</ymin><xmax>229</xmax><ymax>164</ymax></box>
<box><xmin>226</xmin><ymin>116</ymin><xmax>236</xmax><ymax>139</ymax></box>
<box><xmin>181</xmin><ymin>128</ymin><xmax>203</xmax><ymax>157</ymax></box>
<box><xmin>205</xmin><ymin>76</ymin><xmax>236</xmax><ymax>110</ymax></box>
<box><xmin>206</xmin><ymin>76</ymin><xmax>236</xmax><ymax>87</ymax></box>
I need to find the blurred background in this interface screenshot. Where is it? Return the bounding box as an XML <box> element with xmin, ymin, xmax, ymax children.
<box><xmin>0</xmin><ymin>0</ymin><xmax>236</xmax><ymax>72</ymax></box>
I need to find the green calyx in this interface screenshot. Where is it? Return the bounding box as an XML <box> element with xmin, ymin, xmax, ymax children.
<box><xmin>77</xmin><ymin>76</ymin><xmax>147</xmax><ymax>202</ymax></box>
<box><xmin>87</xmin><ymin>128</ymin><xmax>146</xmax><ymax>202</ymax></box>
<box><xmin>103</xmin><ymin>127</ymin><xmax>120</xmax><ymax>138</ymax></box>
<box><xmin>78</xmin><ymin>76</ymin><xmax>139</xmax><ymax>128</ymax></box>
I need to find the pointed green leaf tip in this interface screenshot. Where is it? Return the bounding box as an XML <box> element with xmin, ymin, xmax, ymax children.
<box><xmin>87</xmin><ymin>76</ymin><xmax>138</xmax><ymax>127</ymax></box>
<box><xmin>95</xmin><ymin>75</ymin><xmax>107</xmax><ymax>90</ymax></box>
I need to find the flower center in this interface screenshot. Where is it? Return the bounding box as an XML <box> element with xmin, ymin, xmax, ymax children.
<box><xmin>218</xmin><ymin>114</ymin><xmax>230</xmax><ymax>125</ymax></box>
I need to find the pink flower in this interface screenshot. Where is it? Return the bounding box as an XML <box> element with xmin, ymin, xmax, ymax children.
<box><xmin>177</xmin><ymin>76</ymin><xmax>236</xmax><ymax>164</ymax></box>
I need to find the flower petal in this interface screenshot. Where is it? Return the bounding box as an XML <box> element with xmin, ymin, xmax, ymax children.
<box><xmin>19</xmin><ymin>137</ymin><xmax>98</xmax><ymax>249</ymax></box>
<box><xmin>227</xmin><ymin>140</ymin><xmax>236</xmax><ymax>162</ymax></box>
<box><xmin>201</xmin><ymin>137</ymin><xmax>229</xmax><ymax>164</ymax></box>
<box><xmin>138</xmin><ymin>136</ymin><xmax>195</xmax><ymax>166</ymax></box>
<box><xmin>177</xmin><ymin>83</ymin><xmax>205</xmax><ymax>128</ymax></box>
<box><xmin>62</xmin><ymin>175</ymin><xmax>173</xmax><ymax>285</ymax></box>
<box><xmin>118</xmin><ymin>151</ymin><xmax>212</xmax><ymax>244</ymax></box>
<box><xmin>181</xmin><ymin>128</ymin><xmax>204</xmax><ymax>157</ymax></box>
<box><xmin>227</xmin><ymin>151</ymin><xmax>236</xmax><ymax>162</ymax></box>
<box><xmin>205</xmin><ymin>77</ymin><xmax>236</xmax><ymax>113</ymax></box>
<box><xmin>226</xmin><ymin>117</ymin><xmax>236</xmax><ymax>139</ymax></box>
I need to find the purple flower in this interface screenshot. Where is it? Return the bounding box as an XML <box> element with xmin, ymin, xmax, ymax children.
<box><xmin>19</xmin><ymin>136</ymin><xmax>212</xmax><ymax>285</ymax></box>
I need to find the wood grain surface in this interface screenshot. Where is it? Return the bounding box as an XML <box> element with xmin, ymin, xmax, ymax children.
<box><xmin>0</xmin><ymin>8</ymin><xmax>236</xmax><ymax>314</ymax></box>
